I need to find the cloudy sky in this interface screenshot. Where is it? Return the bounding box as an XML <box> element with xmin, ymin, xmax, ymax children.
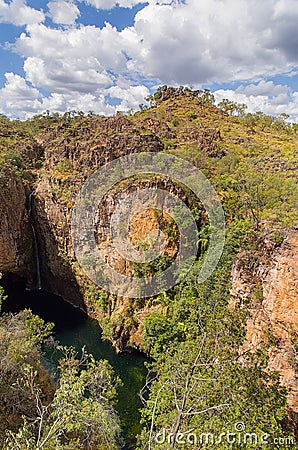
<box><xmin>0</xmin><ymin>0</ymin><xmax>298</xmax><ymax>120</ymax></box>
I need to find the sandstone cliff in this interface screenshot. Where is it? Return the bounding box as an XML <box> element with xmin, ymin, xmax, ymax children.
<box><xmin>30</xmin><ymin>116</ymin><xmax>183</xmax><ymax>350</ymax></box>
<box><xmin>230</xmin><ymin>230</ymin><xmax>298</xmax><ymax>414</ymax></box>
<box><xmin>0</xmin><ymin>168</ymin><xmax>33</xmax><ymax>283</ymax></box>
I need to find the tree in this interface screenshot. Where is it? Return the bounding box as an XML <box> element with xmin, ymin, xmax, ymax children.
<box><xmin>218</xmin><ymin>99</ymin><xmax>247</xmax><ymax>117</ymax></box>
<box><xmin>138</xmin><ymin>319</ymin><xmax>292</xmax><ymax>449</ymax></box>
<box><xmin>0</xmin><ymin>309</ymin><xmax>122</xmax><ymax>449</ymax></box>
<box><xmin>6</xmin><ymin>347</ymin><xmax>122</xmax><ymax>450</ymax></box>
<box><xmin>200</xmin><ymin>89</ymin><xmax>215</xmax><ymax>105</ymax></box>
<box><xmin>0</xmin><ymin>310</ymin><xmax>55</xmax><ymax>439</ymax></box>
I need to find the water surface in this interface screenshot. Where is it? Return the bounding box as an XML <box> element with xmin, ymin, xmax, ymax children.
<box><xmin>2</xmin><ymin>282</ymin><xmax>147</xmax><ymax>449</ymax></box>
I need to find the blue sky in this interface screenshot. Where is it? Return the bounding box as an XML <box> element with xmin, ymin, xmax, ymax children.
<box><xmin>0</xmin><ymin>0</ymin><xmax>298</xmax><ymax>120</ymax></box>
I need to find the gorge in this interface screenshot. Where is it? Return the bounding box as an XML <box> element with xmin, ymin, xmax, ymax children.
<box><xmin>0</xmin><ymin>86</ymin><xmax>297</xmax><ymax>448</ymax></box>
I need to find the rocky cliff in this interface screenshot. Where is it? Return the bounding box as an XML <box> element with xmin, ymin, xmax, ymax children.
<box><xmin>230</xmin><ymin>229</ymin><xmax>298</xmax><ymax>415</ymax></box>
<box><xmin>0</xmin><ymin>168</ymin><xmax>33</xmax><ymax>283</ymax></box>
<box><xmin>28</xmin><ymin>115</ymin><xmax>189</xmax><ymax>350</ymax></box>
<box><xmin>0</xmin><ymin>88</ymin><xmax>297</xmax><ymax>385</ymax></box>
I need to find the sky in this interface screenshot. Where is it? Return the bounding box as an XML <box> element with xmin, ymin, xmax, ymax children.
<box><xmin>1</xmin><ymin>0</ymin><xmax>298</xmax><ymax>120</ymax></box>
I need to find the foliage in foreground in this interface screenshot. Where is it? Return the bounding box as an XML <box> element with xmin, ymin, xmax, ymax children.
<box><xmin>137</xmin><ymin>252</ymin><xmax>295</xmax><ymax>449</ymax></box>
<box><xmin>0</xmin><ymin>309</ymin><xmax>122</xmax><ymax>450</ymax></box>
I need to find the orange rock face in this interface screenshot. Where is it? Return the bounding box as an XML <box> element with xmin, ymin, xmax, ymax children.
<box><xmin>231</xmin><ymin>230</ymin><xmax>298</xmax><ymax>412</ymax></box>
<box><xmin>264</xmin><ymin>232</ymin><xmax>298</xmax><ymax>412</ymax></box>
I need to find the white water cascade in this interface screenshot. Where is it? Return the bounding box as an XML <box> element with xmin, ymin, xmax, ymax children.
<box><xmin>28</xmin><ymin>193</ymin><xmax>42</xmax><ymax>290</ymax></box>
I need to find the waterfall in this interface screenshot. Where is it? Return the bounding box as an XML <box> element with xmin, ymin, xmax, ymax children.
<box><xmin>28</xmin><ymin>193</ymin><xmax>42</xmax><ymax>290</ymax></box>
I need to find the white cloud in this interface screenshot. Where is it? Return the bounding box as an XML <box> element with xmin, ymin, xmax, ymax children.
<box><xmin>0</xmin><ymin>71</ymin><xmax>149</xmax><ymax>119</ymax></box>
<box><xmin>236</xmin><ymin>80</ymin><xmax>289</xmax><ymax>97</ymax></box>
<box><xmin>16</xmin><ymin>23</ymin><xmax>127</xmax><ymax>73</ymax></box>
<box><xmin>0</xmin><ymin>0</ymin><xmax>44</xmax><ymax>26</ymax></box>
<box><xmin>5</xmin><ymin>20</ymin><xmax>152</xmax><ymax>118</ymax></box>
<box><xmin>214</xmin><ymin>81</ymin><xmax>298</xmax><ymax>122</ymax></box>
<box><xmin>107</xmin><ymin>83</ymin><xmax>150</xmax><ymax>109</ymax></box>
<box><xmin>0</xmin><ymin>72</ymin><xmax>39</xmax><ymax>100</ymax></box>
<box><xmin>24</xmin><ymin>56</ymin><xmax>112</xmax><ymax>94</ymax></box>
<box><xmin>2</xmin><ymin>0</ymin><xmax>298</xmax><ymax>119</ymax></box>
<box><xmin>12</xmin><ymin>1</ymin><xmax>298</xmax><ymax>87</ymax></box>
<box><xmin>81</xmin><ymin>0</ymin><xmax>144</xmax><ymax>9</ymax></box>
<box><xmin>0</xmin><ymin>73</ymin><xmax>41</xmax><ymax>118</ymax></box>
<box><xmin>122</xmin><ymin>0</ymin><xmax>296</xmax><ymax>85</ymax></box>
<box><xmin>14</xmin><ymin>22</ymin><xmax>128</xmax><ymax>96</ymax></box>
<box><xmin>47</xmin><ymin>1</ymin><xmax>80</xmax><ymax>25</ymax></box>
<box><xmin>40</xmin><ymin>91</ymin><xmax>116</xmax><ymax>115</ymax></box>
<box><xmin>79</xmin><ymin>0</ymin><xmax>191</xmax><ymax>11</ymax></box>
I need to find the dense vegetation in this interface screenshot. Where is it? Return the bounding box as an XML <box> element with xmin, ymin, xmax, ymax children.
<box><xmin>0</xmin><ymin>283</ymin><xmax>122</xmax><ymax>449</ymax></box>
<box><xmin>0</xmin><ymin>86</ymin><xmax>297</xmax><ymax>448</ymax></box>
<box><xmin>137</xmin><ymin>249</ymin><xmax>294</xmax><ymax>448</ymax></box>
